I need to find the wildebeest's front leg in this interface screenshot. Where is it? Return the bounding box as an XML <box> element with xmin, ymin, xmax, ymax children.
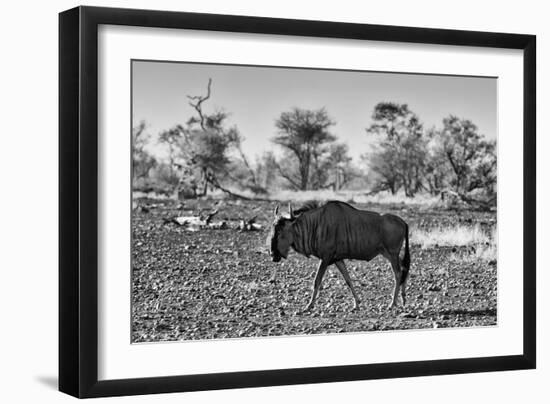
<box><xmin>302</xmin><ymin>260</ymin><xmax>329</xmax><ymax>312</ymax></box>
<box><xmin>334</xmin><ymin>260</ymin><xmax>361</xmax><ymax>310</ymax></box>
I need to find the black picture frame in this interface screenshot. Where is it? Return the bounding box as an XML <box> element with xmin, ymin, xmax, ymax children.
<box><xmin>59</xmin><ymin>5</ymin><xmax>536</xmax><ymax>398</ymax></box>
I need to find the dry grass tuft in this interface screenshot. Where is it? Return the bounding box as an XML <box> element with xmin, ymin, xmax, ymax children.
<box><xmin>449</xmin><ymin>243</ymin><xmax>497</xmax><ymax>263</ymax></box>
<box><xmin>415</xmin><ymin>225</ymin><xmax>497</xmax><ymax>263</ymax></box>
<box><xmin>413</xmin><ymin>224</ymin><xmax>491</xmax><ymax>248</ymax></box>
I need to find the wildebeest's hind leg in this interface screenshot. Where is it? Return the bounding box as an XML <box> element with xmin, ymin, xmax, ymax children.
<box><xmin>388</xmin><ymin>255</ymin><xmax>402</xmax><ymax>309</ymax></box>
<box><xmin>400</xmin><ymin>273</ymin><xmax>407</xmax><ymax>306</ymax></box>
<box><xmin>334</xmin><ymin>261</ymin><xmax>361</xmax><ymax>310</ymax></box>
<box><xmin>301</xmin><ymin>260</ymin><xmax>329</xmax><ymax>312</ymax></box>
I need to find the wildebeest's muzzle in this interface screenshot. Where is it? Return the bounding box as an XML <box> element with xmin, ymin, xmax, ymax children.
<box><xmin>271</xmin><ymin>251</ymin><xmax>282</xmax><ymax>262</ymax></box>
<box><xmin>269</xmin><ymin>233</ymin><xmax>282</xmax><ymax>262</ymax></box>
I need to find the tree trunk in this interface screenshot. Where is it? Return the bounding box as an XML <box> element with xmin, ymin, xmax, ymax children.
<box><xmin>201</xmin><ymin>169</ymin><xmax>208</xmax><ymax>196</ymax></box>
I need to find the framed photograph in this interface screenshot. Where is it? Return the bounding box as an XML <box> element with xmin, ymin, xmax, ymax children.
<box><xmin>59</xmin><ymin>6</ymin><xmax>536</xmax><ymax>398</ymax></box>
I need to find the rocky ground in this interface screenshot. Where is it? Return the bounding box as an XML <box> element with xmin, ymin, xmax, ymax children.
<box><xmin>131</xmin><ymin>198</ymin><xmax>497</xmax><ymax>343</ymax></box>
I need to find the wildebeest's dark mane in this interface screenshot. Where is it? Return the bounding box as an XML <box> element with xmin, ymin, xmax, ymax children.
<box><xmin>292</xmin><ymin>200</ymin><xmax>322</xmax><ymax>216</ymax></box>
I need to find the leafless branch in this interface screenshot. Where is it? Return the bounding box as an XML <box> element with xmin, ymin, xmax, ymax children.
<box><xmin>187</xmin><ymin>78</ymin><xmax>212</xmax><ymax>130</ymax></box>
<box><xmin>274</xmin><ymin>161</ymin><xmax>300</xmax><ymax>190</ymax></box>
<box><xmin>205</xmin><ymin>172</ymin><xmax>270</xmax><ymax>201</ymax></box>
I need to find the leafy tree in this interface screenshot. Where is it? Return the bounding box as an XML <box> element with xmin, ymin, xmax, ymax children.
<box><xmin>363</xmin><ymin>145</ymin><xmax>401</xmax><ymax>194</ymax></box>
<box><xmin>272</xmin><ymin>107</ymin><xmax>336</xmax><ymax>190</ymax></box>
<box><xmin>132</xmin><ymin>121</ymin><xmax>156</xmax><ymax>182</ymax></box>
<box><xmin>157</xmin><ymin>127</ymin><xmax>181</xmax><ymax>177</ymax></box>
<box><xmin>313</xmin><ymin>143</ymin><xmax>356</xmax><ymax>190</ymax></box>
<box><xmin>423</xmin><ymin>128</ymin><xmax>452</xmax><ymax>195</ymax></box>
<box><xmin>436</xmin><ymin>116</ymin><xmax>496</xmax><ymax>195</ymax></box>
<box><xmin>153</xmin><ymin>162</ymin><xmax>181</xmax><ymax>190</ymax></box>
<box><xmin>365</xmin><ymin>102</ymin><xmax>427</xmax><ymax>196</ymax></box>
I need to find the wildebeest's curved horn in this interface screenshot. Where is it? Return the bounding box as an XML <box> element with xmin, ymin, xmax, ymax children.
<box><xmin>288</xmin><ymin>202</ymin><xmax>294</xmax><ymax>219</ymax></box>
<box><xmin>274</xmin><ymin>204</ymin><xmax>280</xmax><ymax>217</ymax></box>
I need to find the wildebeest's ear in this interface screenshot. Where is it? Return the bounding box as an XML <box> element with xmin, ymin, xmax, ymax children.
<box><xmin>274</xmin><ymin>204</ymin><xmax>280</xmax><ymax>217</ymax></box>
<box><xmin>288</xmin><ymin>202</ymin><xmax>294</xmax><ymax>219</ymax></box>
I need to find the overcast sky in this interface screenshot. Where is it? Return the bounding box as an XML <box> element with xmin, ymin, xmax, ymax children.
<box><xmin>132</xmin><ymin>60</ymin><xmax>496</xmax><ymax>162</ymax></box>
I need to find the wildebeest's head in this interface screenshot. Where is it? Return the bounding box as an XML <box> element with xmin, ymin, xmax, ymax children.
<box><xmin>267</xmin><ymin>203</ymin><xmax>295</xmax><ymax>262</ymax></box>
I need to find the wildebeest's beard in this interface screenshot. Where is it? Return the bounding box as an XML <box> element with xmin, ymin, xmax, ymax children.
<box><xmin>269</xmin><ymin>218</ymin><xmax>291</xmax><ymax>262</ymax></box>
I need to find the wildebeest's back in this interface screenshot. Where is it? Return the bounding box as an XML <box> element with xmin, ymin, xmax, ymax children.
<box><xmin>293</xmin><ymin>201</ymin><xmax>405</xmax><ymax>263</ymax></box>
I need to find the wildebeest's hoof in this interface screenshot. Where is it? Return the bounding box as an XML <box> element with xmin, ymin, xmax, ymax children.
<box><xmin>298</xmin><ymin>305</ymin><xmax>313</xmax><ymax>314</ymax></box>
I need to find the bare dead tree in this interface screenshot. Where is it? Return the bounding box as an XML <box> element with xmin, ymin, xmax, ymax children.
<box><xmin>174</xmin><ymin>78</ymin><xmax>269</xmax><ymax>200</ymax></box>
<box><xmin>187</xmin><ymin>78</ymin><xmax>212</xmax><ymax>130</ymax></box>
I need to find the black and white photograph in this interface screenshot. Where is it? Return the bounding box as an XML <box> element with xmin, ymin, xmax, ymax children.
<box><xmin>131</xmin><ymin>60</ymin><xmax>498</xmax><ymax>343</ymax></box>
<box><xmin>2</xmin><ymin>0</ymin><xmax>545</xmax><ymax>401</ymax></box>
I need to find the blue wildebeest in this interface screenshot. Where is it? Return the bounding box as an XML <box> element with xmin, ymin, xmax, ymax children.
<box><xmin>268</xmin><ymin>201</ymin><xmax>410</xmax><ymax>312</ymax></box>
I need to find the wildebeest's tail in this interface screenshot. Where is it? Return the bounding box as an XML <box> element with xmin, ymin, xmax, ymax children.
<box><xmin>400</xmin><ymin>223</ymin><xmax>410</xmax><ymax>285</ymax></box>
